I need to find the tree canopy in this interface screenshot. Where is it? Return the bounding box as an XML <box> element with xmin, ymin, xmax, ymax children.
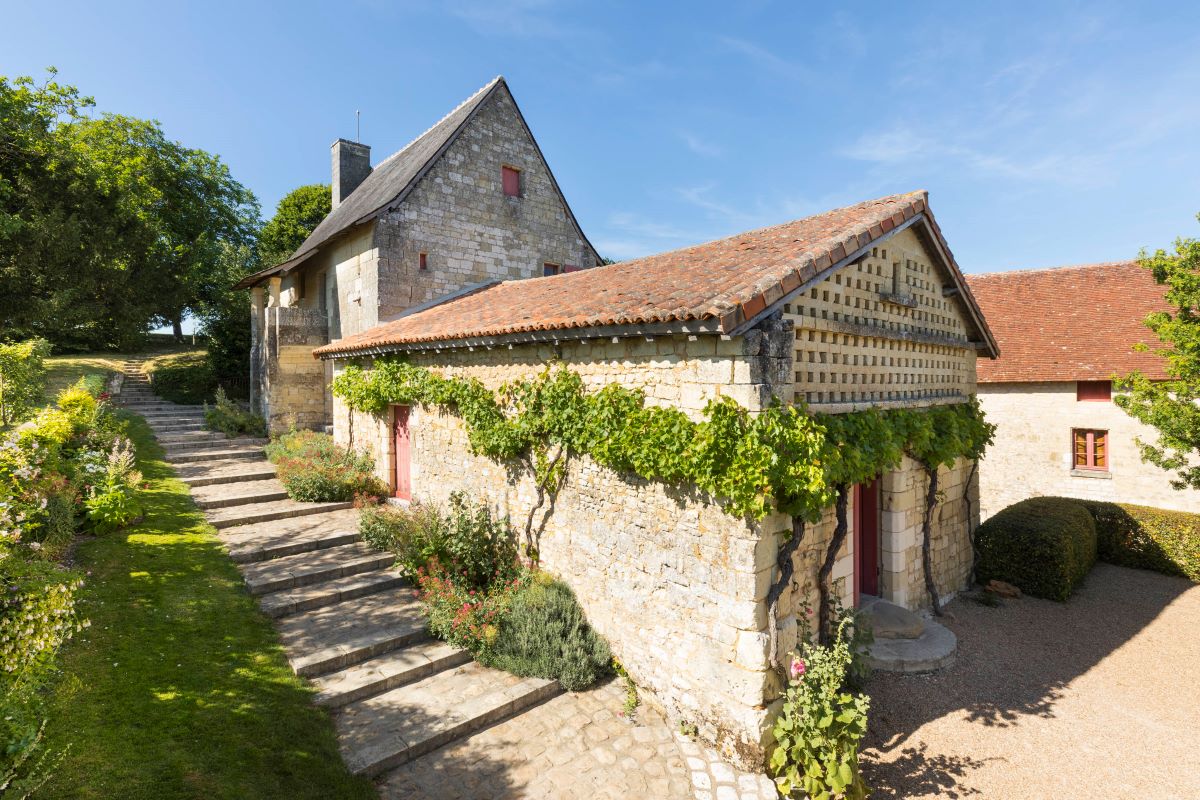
<box><xmin>1116</xmin><ymin>213</ymin><xmax>1200</xmax><ymax>490</ymax></box>
<box><xmin>256</xmin><ymin>183</ymin><xmax>330</xmax><ymax>267</ymax></box>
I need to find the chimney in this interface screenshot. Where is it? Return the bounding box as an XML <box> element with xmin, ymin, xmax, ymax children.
<box><xmin>331</xmin><ymin>139</ymin><xmax>371</xmax><ymax>208</ymax></box>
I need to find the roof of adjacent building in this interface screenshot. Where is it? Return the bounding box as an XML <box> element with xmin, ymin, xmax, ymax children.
<box><xmin>236</xmin><ymin>76</ymin><xmax>597</xmax><ymax>289</ymax></box>
<box><xmin>966</xmin><ymin>261</ymin><xmax>1170</xmax><ymax>383</ymax></box>
<box><xmin>315</xmin><ymin>190</ymin><xmax>1000</xmax><ymax>359</ymax></box>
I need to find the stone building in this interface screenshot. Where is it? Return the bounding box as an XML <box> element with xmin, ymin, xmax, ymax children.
<box><xmin>313</xmin><ymin>191</ymin><xmax>999</xmax><ymax>767</ymax></box>
<box><xmin>235</xmin><ymin>77</ymin><xmax>599</xmax><ymax>432</ymax></box>
<box><xmin>967</xmin><ymin>262</ymin><xmax>1200</xmax><ymax>517</ymax></box>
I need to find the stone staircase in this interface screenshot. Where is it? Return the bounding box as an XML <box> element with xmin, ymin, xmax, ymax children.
<box><xmin>116</xmin><ymin>361</ymin><xmax>561</xmax><ymax>785</ymax></box>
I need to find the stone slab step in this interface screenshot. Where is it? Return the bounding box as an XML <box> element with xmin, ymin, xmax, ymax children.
<box><xmin>278</xmin><ymin>591</ymin><xmax>427</xmax><ymax>677</ymax></box>
<box><xmin>866</xmin><ymin>618</ymin><xmax>957</xmax><ymax>673</ymax></box>
<box><xmin>205</xmin><ymin>497</ymin><xmax>351</xmax><ymax>529</ymax></box>
<box><xmin>164</xmin><ymin>436</ymin><xmax>267</xmax><ymax>454</ymax></box>
<box><xmin>174</xmin><ymin>459</ymin><xmax>277</xmax><ymax>488</ymax></box>
<box><xmin>170</xmin><ymin>444</ymin><xmax>266</xmax><ymax>464</ymax></box>
<box><xmin>240</xmin><ymin>541</ymin><xmax>392</xmax><ymax>596</ymax></box>
<box><xmin>258</xmin><ymin>567</ymin><xmax>407</xmax><ymax>618</ymax></box>
<box><xmin>191</xmin><ymin>478</ymin><xmax>289</xmax><ymax>510</ymax></box>
<box><xmin>139</xmin><ymin>412</ymin><xmax>206</xmax><ymax>422</ymax></box>
<box><xmin>156</xmin><ymin>431</ymin><xmax>230</xmax><ymax>446</ymax></box>
<box><xmin>335</xmin><ymin>662</ymin><xmax>560</xmax><ymax>777</ymax></box>
<box><xmin>124</xmin><ymin>403</ymin><xmax>205</xmax><ymax>412</ymax></box>
<box><xmin>148</xmin><ymin>422</ymin><xmax>208</xmax><ymax>434</ymax></box>
<box><xmin>218</xmin><ymin>508</ymin><xmax>361</xmax><ymax>563</ymax></box>
<box><xmin>313</xmin><ymin>641</ymin><xmax>471</xmax><ymax>708</ymax></box>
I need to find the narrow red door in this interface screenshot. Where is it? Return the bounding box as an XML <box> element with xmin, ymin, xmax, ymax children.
<box><xmin>392</xmin><ymin>405</ymin><xmax>411</xmax><ymax>501</ymax></box>
<box><xmin>853</xmin><ymin>477</ymin><xmax>881</xmax><ymax>604</ymax></box>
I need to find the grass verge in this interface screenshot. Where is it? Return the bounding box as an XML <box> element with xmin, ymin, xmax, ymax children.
<box><xmin>38</xmin><ymin>412</ymin><xmax>375</xmax><ymax>800</ymax></box>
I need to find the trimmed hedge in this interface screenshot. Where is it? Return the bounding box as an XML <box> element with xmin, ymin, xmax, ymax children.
<box><xmin>149</xmin><ymin>356</ymin><xmax>216</xmax><ymax>405</ymax></box>
<box><xmin>1080</xmin><ymin>501</ymin><xmax>1200</xmax><ymax>581</ymax></box>
<box><xmin>975</xmin><ymin>496</ymin><xmax>1097</xmax><ymax>600</ymax></box>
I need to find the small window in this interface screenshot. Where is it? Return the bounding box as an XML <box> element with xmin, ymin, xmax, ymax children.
<box><xmin>543</xmin><ymin>262</ymin><xmax>560</xmax><ymax>277</ymax></box>
<box><xmin>296</xmin><ymin>271</ymin><xmax>306</xmax><ymax>300</ymax></box>
<box><xmin>502</xmin><ymin>166</ymin><xmax>521</xmax><ymax>197</ymax></box>
<box><xmin>317</xmin><ymin>272</ymin><xmax>327</xmax><ymax>313</ymax></box>
<box><xmin>1073</xmin><ymin>429</ymin><xmax>1109</xmax><ymax>471</ymax></box>
<box><xmin>1077</xmin><ymin>380</ymin><xmax>1111</xmax><ymax>402</ymax></box>
<box><xmin>419</xmin><ymin>252</ymin><xmax>428</xmax><ymax>271</ymax></box>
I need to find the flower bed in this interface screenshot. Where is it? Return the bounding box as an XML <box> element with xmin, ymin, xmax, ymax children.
<box><xmin>264</xmin><ymin>431</ymin><xmax>387</xmax><ymax>502</ymax></box>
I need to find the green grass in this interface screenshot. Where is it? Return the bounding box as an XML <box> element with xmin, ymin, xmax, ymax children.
<box><xmin>38</xmin><ymin>413</ymin><xmax>375</xmax><ymax>800</ymax></box>
<box><xmin>41</xmin><ymin>347</ymin><xmax>206</xmax><ymax>406</ymax></box>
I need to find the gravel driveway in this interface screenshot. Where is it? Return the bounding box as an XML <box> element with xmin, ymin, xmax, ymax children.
<box><xmin>862</xmin><ymin>563</ymin><xmax>1200</xmax><ymax>799</ymax></box>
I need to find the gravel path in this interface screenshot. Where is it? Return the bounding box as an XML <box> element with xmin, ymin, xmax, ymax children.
<box><xmin>861</xmin><ymin>563</ymin><xmax>1200</xmax><ymax>799</ymax></box>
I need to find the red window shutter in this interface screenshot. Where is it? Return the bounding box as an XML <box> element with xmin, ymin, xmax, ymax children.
<box><xmin>502</xmin><ymin>166</ymin><xmax>520</xmax><ymax>197</ymax></box>
<box><xmin>1072</xmin><ymin>429</ymin><xmax>1109</xmax><ymax>470</ymax></box>
<box><xmin>1077</xmin><ymin>381</ymin><xmax>1111</xmax><ymax>401</ymax></box>
<box><xmin>563</xmin><ymin>264</ymin><xmax>581</xmax><ymax>273</ymax></box>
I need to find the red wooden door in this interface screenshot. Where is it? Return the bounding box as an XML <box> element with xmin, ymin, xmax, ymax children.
<box><xmin>392</xmin><ymin>405</ymin><xmax>411</xmax><ymax>501</ymax></box>
<box><xmin>853</xmin><ymin>477</ymin><xmax>881</xmax><ymax>604</ymax></box>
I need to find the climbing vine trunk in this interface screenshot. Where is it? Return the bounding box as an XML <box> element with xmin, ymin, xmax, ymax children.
<box><xmin>521</xmin><ymin>447</ymin><xmax>565</xmax><ymax>563</ymax></box>
<box><xmin>817</xmin><ymin>485</ymin><xmax>851</xmax><ymax>645</ymax></box>
<box><xmin>921</xmin><ymin>465</ymin><xmax>943</xmax><ymax>616</ymax></box>
<box><xmin>963</xmin><ymin>459</ymin><xmax>980</xmax><ymax>583</ymax></box>
<box><xmin>766</xmin><ymin>517</ymin><xmax>807</xmax><ymax>671</ymax></box>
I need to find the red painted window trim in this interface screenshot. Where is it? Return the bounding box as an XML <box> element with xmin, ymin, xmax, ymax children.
<box><xmin>418</xmin><ymin>252</ymin><xmax>428</xmax><ymax>271</ymax></box>
<box><xmin>1072</xmin><ymin>428</ymin><xmax>1109</xmax><ymax>471</ymax></box>
<box><xmin>1077</xmin><ymin>380</ymin><xmax>1111</xmax><ymax>402</ymax></box>
<box><xmin>502</xmin><ymin>165</ymin><xmax>520</xmax><ymax>197</ymax></box>
<box><xmin>543</xmin><ymin>262</ymin><xmax>560</xmax><ymax>277</ymax></box>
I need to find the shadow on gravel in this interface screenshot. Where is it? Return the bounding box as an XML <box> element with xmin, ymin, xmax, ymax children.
<box><xmin>861</xmin><ymin>563</ymin><xmax>1193</xmax><ymax>798</ymax></box>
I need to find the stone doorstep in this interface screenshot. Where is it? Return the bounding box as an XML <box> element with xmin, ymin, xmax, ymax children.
<box><xmin>240</xmin><ymin>542</ymin><xmax>393</xmax><ymax>596</ymax></box>
<box><xmin>312</xmin><ymin>641</ymin><xmax>472</xmax><ymax>709</ymax></box>
<box><xmin>866</xmin><ymin>619</ymin><xmax>957</xmax><ymax>673</ymax></box>
<box><xmin>218</xmin><ymin>510</ymin><xmax>360</xmax><ymax>563</ymax></box>
<box><xmin>258</xmin><ymin>568</ymin><xmax>408</xmax><ymax>618</ymax></box>
<box><xmin>170</xmin><ymin>446</ymin><xmax>267</xmax><ymax>465</ymax></box>
<box><xmin>163</xmin><ymin>436</ymin><xmax>267</xmax><ymax>454</ymax></box>
<box><xmin>174</xmin><ymin>461</ymin><xmax>278</xmax><ymax>489</ymax></box>
<box><xmin>191</xmin><ymin>478</ymin><xmax>290</xmax><ymax>510</ymax></box>
<box><xmin>205</xmin><ymin>498</ymin><xmax>353</xmax><ymax>529</ymax></box>
<box><xmin>335</xmin><ymin>663</ymin><xmax>561</xmax><ymax>778</ymax></box>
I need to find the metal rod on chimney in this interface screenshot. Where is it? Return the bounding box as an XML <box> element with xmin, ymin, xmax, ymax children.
<box><xmin>356</xmin><ymin>110</ymin><xmax>360</xmax><ymax>143</ymax></box>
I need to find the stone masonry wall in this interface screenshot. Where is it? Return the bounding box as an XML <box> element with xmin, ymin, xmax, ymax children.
<box><xmin>331</xmin><ymin>328</ymin><xmax>789</xmax><ymax>769</ymax></box>
<box><xmin>263</xmin><ymin>307</ymin><xmax>328</xmax><ymax>434</ymax></box>
<box><xmin>977</xmin><ymin>382</ymin><xmax>1200</xmax><ymax>517</ymax></box>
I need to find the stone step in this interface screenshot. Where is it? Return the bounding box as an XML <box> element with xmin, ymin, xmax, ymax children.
<box><xmin>174</xmin><ymin>459</ymin><xmax>277</xmax><ymax>488</ymax></box>
<box><xmin>313</xmin><ymin>641</ymin><xmax>471</xmax><ymax>709</ymax></box>
<box><xmin>191</xmin><ymin>478</ymin><xmax>290</xmax><ymax>510</ymax></box>
<box><xmin>866</xmin><ymin>618</ymin><xmax>957</xmax><ymax>673</ymax></box>
<box><xmin>258</xmin><ymin>568</ymin><xmax>407</xmax><ymax>618</ymax></box>
<box><xmin>138</xmin><ymin>411</ymin><xmax>206</xmax><ymax>422</ymax></box>
<box><xmin>240</xmin><ymin>542</ymin><xmax>393</xmax><ymax>596</ymax></box>
<box><xmin>124</xmin><ymin>402</ymin><xmax>205</xmax><ymax>411</ymax></box>
<box><xmin>156</xmin><ymin>431</ymin><xmax>230</xmax><ymax>446</ymax></box>
<box><xmin>335</xmin><ymin>662</ymin><xmax>560</xmax><ymax>777</ymax></box>
<box><xmin>278</xmin><ymin>591</ymin><xmax>427</xmax><ymax>677</ymax></box>
<box><xmin>205</xmin><ymin>497</ymin><xmax>352</xmax><ymax>529</ymax></box>
<box><xmin>148</xmin><ymin>422</ymin><xmax>208</xmax><ymax>434</ymax></box>
<box><xmin>218</xmin><ymin>508</ymin><xmax>361</xmax><ymax>563</ymax></box>
<box><xmin>164</xmin><ymin>436</ymin><xmax>267</xmax><ymax>454</ymax></box>
<box><xmin>169</xmin><ymin>444</ymin><xmax>266</xmax><ymax>465</ymax></box>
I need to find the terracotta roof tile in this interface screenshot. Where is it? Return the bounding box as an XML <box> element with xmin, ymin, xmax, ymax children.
<box><xmin>967</xmin><ymin>262</ymin><xmax>1170</xmax><ymax>383</ymax></box>
<box><xmin>316</xmin><ymin>191</ymin><xmax>996</xmax><ymax>358</ymax></box>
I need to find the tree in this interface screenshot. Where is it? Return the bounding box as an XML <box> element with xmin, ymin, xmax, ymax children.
<box><xmin>1116</xmin><ymin>214</ymin><xmax>1200</xmax><ymax>490</ymax></box>
<box><xmin>256</xmin><ymin>184</ymin><xmax>330</xmax><ymax>267</ymax></box>
<box><xmin>0</xmin><ymin>339</ymin><xmax>51</xmax><ymax>427</ymax></box>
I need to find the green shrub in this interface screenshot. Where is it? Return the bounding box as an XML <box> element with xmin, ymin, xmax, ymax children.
<box><xmin>482</xmin><ymin>571</ymin><xmax>611</xmax><ymax>691</ymax></box>
<box><xmin>204</xmin><ymin>388</ymin><xmax>266</xmax><ymax>438</ymax></box>
<box><xmin>148</xmin><ymin>356</ymin><xmax>215</xmax><ymax>404</ymax></box>
<box><xmin>443</xmin><ymin>492</ymin><xmax>520</xmax><ymax>589</ymax></box>
<box><xmin>975</xmin><ymin>496</ymin><xmax>1097</xmax><ymax>600</ymax></box>
<box><xmin>265</xmin><ymin>430</ymin><xmax>386</xmax><ymax>503</ymax></box>
<box><xmin>1080</xmin><ymin>500</ymin><xmax>1200</xmax><ymax>581</ymax></box>
<box><xmin>0</xmin><ymin>339</ymin><xmax>51</xmax><ymax>428</ymax></box>
<box><xmin>359</xmin><ymin>502</ymin><xmax>448</xmax><ymax>577</ymax></box>
<box><xmin>416</xmin><ymin>559</ymin><xmax>521</xmax><ymax>660</ymax></box>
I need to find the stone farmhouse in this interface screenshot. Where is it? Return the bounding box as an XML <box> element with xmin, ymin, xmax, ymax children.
<box><xmin>968</xmin><ymin>262</ymin><xmax>1200</xmax><ymax>518</ymax></box>
<box><xmin>235</xmin><ymin>76</ymin><xmax>600</xmax><ymax>433</ymax></box>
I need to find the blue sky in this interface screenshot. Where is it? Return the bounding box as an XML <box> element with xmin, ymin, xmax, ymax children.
<box><xmin>4</xmin><ymin>0</ymin><xmax>1200</xmax><ymax>275</ymax></box>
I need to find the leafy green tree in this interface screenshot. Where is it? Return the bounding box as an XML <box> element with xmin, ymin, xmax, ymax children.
<box><xmin>1117</xmin><ymin>216</ymin><xmax>1200</xmax><ymax>490</ymax></box>
<box><xmin>0</xmin><ymin>339</ymin><xmax>51</xmax><ymax>427</ymax></box>
<box><xmin>257</xmin><ymin>184</ymin><xmax>330</xmax><ymax>267</ymax></box>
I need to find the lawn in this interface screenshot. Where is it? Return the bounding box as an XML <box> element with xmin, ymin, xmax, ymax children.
<box><xmin>42</xmin><ymin>346</ymin><xmax>205</xmax><ymax>403</ymax></box>
<box><xmin>38</xmin><ymin>412</ymin><xmax>375</xmax><ymax>800</ymax></box>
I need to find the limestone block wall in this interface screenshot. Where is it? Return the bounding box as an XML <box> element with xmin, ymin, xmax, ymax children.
<box><xmin>977</xmin><ymin>382</ymin><xmax>1200</xmax><ymax>517</ymax></box>
<box><xmin>262</xmin><ymin>307</ymin><xmax>329</xmax><ymax>433</ymax></box>
<box><xmin>330</xmin><ymin>327</ymin><xmax>790</xmax><ymax>769</ymax></box>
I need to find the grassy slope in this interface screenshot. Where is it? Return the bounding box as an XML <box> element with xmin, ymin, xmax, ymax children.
<box><xmin>42</xmin><ymin>347</ymin><xmax>206</xmax><ymax>403</ymax></box>
<box><xmin>39</xmin><ymin>413</ymin><xmax>375</xmax><ymax>800</ymax></box>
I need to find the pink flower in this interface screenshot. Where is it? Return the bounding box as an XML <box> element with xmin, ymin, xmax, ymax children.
<box><xmin>789</xmin><ymin>657</ymin><xmax>806</xmax><ymax>680</ymax></box>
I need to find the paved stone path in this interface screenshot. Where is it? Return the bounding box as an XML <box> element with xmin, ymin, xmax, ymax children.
<box><xmin>117</xmin><ymin>362</ymin><xmax>776</xmax><ymax>800</ymax></box>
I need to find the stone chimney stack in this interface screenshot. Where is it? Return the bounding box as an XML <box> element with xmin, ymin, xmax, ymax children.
<box><xmin>331</xmin><ymin>139</ymin><xmax>371</xmax><ymax>208</ymax></box>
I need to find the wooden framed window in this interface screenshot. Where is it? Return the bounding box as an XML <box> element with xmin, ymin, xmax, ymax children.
<box><xmin>543</xmin><ymin>262</ymin><xmax>560</xmax><ymax>277</ymax></box>
<box><xmin>1072</xmin><ymin>429</ymin><xmax>1109</xmax><ymax>471</ymax></box>
<box><xmin>1077</xmin><ymin>380</ymin><xmax>1111</xmax><ymax>402</ymax></box>
<box><xmin>502</xmin><ymin>165</ymin><xmax>521</xmax><ymax>197</ymax></box>
<box><xmin>419</xmin><ymin>252</ymin><xmax>428</xmax><ymax>271</ymax></box>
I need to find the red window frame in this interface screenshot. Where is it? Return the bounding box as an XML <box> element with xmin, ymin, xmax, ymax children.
<box><xmin>1072</xmin><ymin>429</ymin><xmax>1109</xmax><ymax>471</ymax></box>
<box><xmin>543</xmin><ymin>262</ymin><xmax>560</xmax><ymax>277</ymax></box>
<box><xmin>502</xmin><ymin>165</ymin><xmax>521</xmax><ymax>197</ymax></box>
<box><xmin>419</xmin><ymin>252</ymin><xmax>428</xmax><ymax>271</ymax></box>
<box><xmin>1077</xmin><ymin>380</ymin><xmax>1111</xmax><ymax>402</ymax></box>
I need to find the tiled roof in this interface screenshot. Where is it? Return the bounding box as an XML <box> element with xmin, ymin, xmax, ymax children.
<box><xmin>967</xmin><ymin>262</ymin><xmax>1170</xmax><ymax>383</ymax></box>
<box><xmin>237</xmin><ymin>76</ymin><xmax>597</xmax><ymax>288</ymax></box>
<box><xmin>315</xmin><ymin>191</ymin><xmax>999</xmax><ymax>358</ymax></box>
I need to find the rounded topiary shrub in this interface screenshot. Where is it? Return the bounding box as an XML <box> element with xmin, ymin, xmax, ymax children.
<box><xmin>975</xmin><ymin>496</ymin><xmax>1097</xmax><ymax>601</ymax></box>
<box><xmin>1080</xmin><ymin>500</ymin><xmax>1200</xmax><ymax>581</ymax></box>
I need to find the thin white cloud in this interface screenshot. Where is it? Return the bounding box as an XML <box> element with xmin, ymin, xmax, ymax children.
<box><xmin>715</xmin><ymin>36</ymin><xmax>812</xmax><ymax>82</ymax></box>
<box><xmin>678</xmin><ymin>131</ymin><xmax>722</xmax><ymax>158</ymax></box>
